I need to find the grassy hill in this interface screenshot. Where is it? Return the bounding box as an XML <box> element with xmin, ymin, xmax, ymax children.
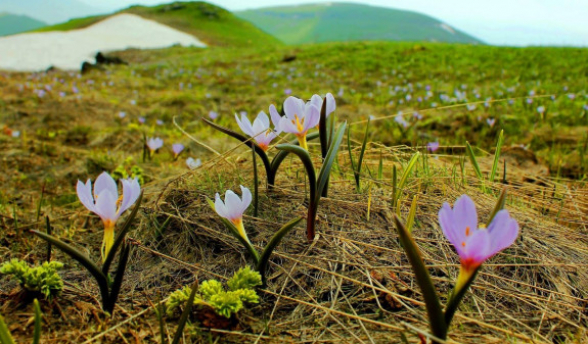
<box><xmin>236</xmin><ymin>2</ymin><xmax>483</xmax><ymax>45</ymax></box>
<box><xmin>34</xmin><ymin>1</ymin><xmax>282</xmax><ymax>48</ymax></box>
<box><xmin>0</xmin><ymin>12</ymin><xmax>46</xmax><ymax>36</ymax></box>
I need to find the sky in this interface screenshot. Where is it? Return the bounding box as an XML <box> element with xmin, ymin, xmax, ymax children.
<box><xmin>81</xmin><ymin>0</ymin><xmax>588</xmax><ymax>46</ymax></box>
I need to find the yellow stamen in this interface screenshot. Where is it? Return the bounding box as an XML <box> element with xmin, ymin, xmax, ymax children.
<box><xmin>293</xmin><ymin>114</ymin><xmax>305</xmax><ymax>133</ymax></box>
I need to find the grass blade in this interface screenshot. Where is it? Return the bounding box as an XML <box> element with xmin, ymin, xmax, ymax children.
<box><xmin>347</xmin><ymin>126</ymin><xmax>358</xmax><ymax>190</ymax></box>
<box><xmin>30</xmin><ymin>230</ymin><xmax>110</xmax><ymax>311</ymax></box>
<box><xmin>317</xmin><ymin>123</ymin><xmax>347</xmax><ymax>199</ymax></box>
<box><xmin>103</xmin><ymin>192</ymin><xmax>143</xmax><ymax>275</ymax></box>
<box><xmin>465</xmin><ymin>141</ymin><xmax>484</xmax><ymax>181</ymax></box>
<box><xmin>489</xmin><ymin>130</ymin><xmax>504</xmax><ymax>183</ymax></box>
<box><xmin>257</xmin><ymin>217</ymin><xmax>303</xmax><ymax>286</ymax></box>
<box><xmin>171</xmin><ymin>279</ymin><xmax>200</xmax><ymax>344</ymax></box>
<box><xmin>0</xmin><ymin>314</ymin><xmax>15</xmax><ymax>344</ymax></box>
<box><xmin>355</xmin><ymin>117</ymin><xmax>371</xmax><ymax>193</ymax></box>
<box><xmin>392</xmin><ymin>214</ymin><xmax>446</xmax><ymax>340</ymax></box>
<box><xmin>396</xmin><ymin>152</ymin><xmax>420</xmax><ymax>201</ymax></box>
<box><xmin>32</xmin><ymin>299</ymin><xmax>42</xmax><ymax>344</ymax></box>
<box><xmin>487</xmin><ymin>187</ymin><xmax>508</xmax><ymax>226</ymax></box>
<box><xmin>251</xmin><ymin>143</ymin><xmax>259</xmax><ymax>217</ymax></box>
<box><xmin>405</xmin><ymin>195</ymin><xmax>419</xmax><ymax>234</ymax></box>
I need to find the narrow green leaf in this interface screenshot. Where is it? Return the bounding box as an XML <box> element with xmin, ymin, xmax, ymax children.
<box><xmin>30</xmin><ymin>230</ymin><xmax>110</xmax><ymax>312</ymax></box>
<box><xmin>317</xmin><ymin>123</ymin><xmax>346</xmax><ymax>198</ymax></box>
<box><xmin>444</xmin><ymin>268</ymin><xmax>480</xmax><ymax>329</ymax></box>
<box><xmin>45</xmin><ymin>216</ymin><xmax>52</xmax><ymax>263</ymax></box>
<box><xmin>489</xmin><ymin>130</ymin><xmax>504</xmax><ymax>183</ymax></box>
<box><xmin>378</xmin><ymin>151</ymin><xmax>383</xmax><ymax>180</ymax></box>
<box><xmin>257</xmin><ymin>217</ymin><xmax>303</xmax><ymax>286</ymax></box>
<box><xmin>251</xmin><ymin>143</ymin><xmax>259</xmax><ymax>217</ymax></box>
<box><xmin>392</xmin><ymin>165</ymin><xmax>397</xmax><ymax>208</ymax></box>
<box><xmin>355</xmin><ymin>117</ymin><xmax>371</xmax><ymax>193</ymax></box>
<box><xmin>202</xmin><ymin>118</ymin><xmax>272</xmax><ymax>184</ymax></box>
<box><xmin>347</xmin><ymin>126</ymin><xmax>358</xmax><ymax>190</ymax></box>
<box><xmin>319</xmin><ymin>96</ymin><xmax>329</xmax><ymax>160</ymax></box>
<box><xmin>103</xmin><ymin>192</ymin><xmax>143</xmax><ymax>275</ymax></box>
<box><xmin>392</xmin><ymin>215</ymin><xmax>447</xmax><ymax>340</ymax></box>
<box><xmin>171</xmin><ymin>279</ymin><xmax>200</xmax><ymax>344</ymax></box>
<box><xmin>0</xmin><ymin>314</ymin><xmax>15</xmax><ymax>344</ymax></box>
<box><xmin>270</xmin><ymin>132</ymin><xmax>320</xmax><ymax>179</ymax></box>
<box><xmin>405</xmin><ymin>195</ymin><xmax>419</xmax><ymax>234</ymax></box>
<box><xmin>465</xmin><ymin>142</ymin><xmax>484</xmax><ymax>181</ymax></box>
<box><xmin>487</xmin><ymin>187</ymin><xmax>508</xmax><ymax>226</ymax></box>
<box><xmin>106</xmin><ymin>241</ymin><xmax>132</xmax><ymax>314</ymax></box>
<box><xmin>396</xmin><ymin>152</ymin><xmax>420</xmax><ymax>200</ymax></box>
<box><xmin>32</xmin><ymin>299</ymin><xmax>42</xmax><ymax>344</ymax></box>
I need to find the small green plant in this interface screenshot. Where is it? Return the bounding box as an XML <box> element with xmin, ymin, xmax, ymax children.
<box><xmin>112</xmin><ymin>157</ymin><xmax>145</xmax><ymax>184</ymax></box>
<box><xmin>166</xmin><ymin>267</ymin><xmax>262</xmax><ymax>318</ymax></box>
<box><xmin>0</xmin><ymin>299</ymin><xmax>42</xmax><ymax>344</ymax></box>
<box><xmin>0</xmin><ymin>259</ymin><xmax>64</xmax><ymax>300</ymax></box>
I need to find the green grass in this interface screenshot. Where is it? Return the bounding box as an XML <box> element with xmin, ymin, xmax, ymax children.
<box><xmin>236</xmin><ymin>3</ymin><xmax>483</xmax><ymax>45</ymax></box>
<box><xmin>33</xmin><ymin>1</ymin><xmax>282</xmax><ymax>48</ymax></box>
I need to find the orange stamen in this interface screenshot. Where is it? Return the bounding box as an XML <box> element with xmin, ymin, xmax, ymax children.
<box><xmin>465</xmin><ymin>226</ymin><xmax>471</xmax><ymax>236</ymax></box>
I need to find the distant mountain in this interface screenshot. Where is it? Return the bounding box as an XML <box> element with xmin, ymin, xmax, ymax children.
<box><xmin>33</xmin><ymin>2</ymin><xmax>282</xmax><ymax>48</ymax></box>
<box><xmin>0</xmin><ymin>0</ymin><xmax>105</xmax><ymax>24</ymax></box>
<box><xmin>236</xmin><ymin>2</ymin><xmax>483</xmax><ymax>45</ymax></box>
<box><xmin>0</xmin><ymin>13</ymin><xmax>47</xmax><ymax>36</ymax></box>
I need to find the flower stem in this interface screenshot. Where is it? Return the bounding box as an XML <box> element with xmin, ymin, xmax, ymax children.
<box><xmin>102</xmin><ymin>223</ymin><xmax>115</xmax><ymax>263</ymax></box>
<box><xmin>297</xmin><ymin>135</ymin><xmax>308</xmax><ymax>150</ymax></box>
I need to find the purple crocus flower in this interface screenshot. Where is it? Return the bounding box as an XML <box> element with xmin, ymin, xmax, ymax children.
<box><xmin>156</xmin><ymin>119</ymin><xmax>164</xmax><ymax>126</ymax></box>
<box><xmin>438</xmin><ymin>195</ymin><xmax>519</xmax><ymax>275</ymax></box>
<box><xmin>270</xmin><ymin>96</ymin><xmax>320</xmax><ymax>150</ymax></box>
<box><xmin>186</xmin><ymin>157</ymin><xmax>201</xmax><ymax>170</ymax></box>
<box><xmin>118</xmin><ymin>111</ymin><xmax>126</xmax><ymax>119</ymax></box>
<box><xmin>307</xmin><ymin>93</ymin><xmax>336</xmax><ymax>118</ymax></box>
<box><xmin>235</xmin><ymin>111</ymin><xmax>279</xmax><ymax>151</ymax></box>
<box><xmin>486</xmin><ymin>118</ymin><xmax>496</xmax><ymax>127</ymax></box>
<box><xmin>427</xmin><ymin>141</ymin><xmax>440</xmax><ymax>152</ymax></box>
<box><xmin>146</xmin><ymin>137</ymin><xmax>164</xmax><ymax>153</ymax></box>
<box><xmin>284</xmin><ymin>88</ymin><xmax>292</xmax><ymax>95</ymax></box>
<box><xmin>394</xmin><ymin>114</ymin><xmax>408</xmax><ymax>128</ymax></box>
<box><xmin>138</xmin><ymin>116</ymin><xmax>146</xmax><ymax>124</ymax></box>
<box><xmin>537</xmin><ymin>106</ymin><xmax>545</xmax><ymax>114</ymax></box>
<box><xmin>172</xmin><ymin>143</ymin><xmax>185</xmax><ymax>158</ymax></box>
<box><xmin>215</xmin><ymin>186</ymin><xmax>252</xmax><ymax>243</ymax></box>
<box><xmin>76</xmin><ymin>172</ymin><xmax>141</xmax><ymax>260</ymax></box>
<box><xmin>208</xmin><ymin>111</ymin><xmax>219</xmax><ymax>120</ymax></box>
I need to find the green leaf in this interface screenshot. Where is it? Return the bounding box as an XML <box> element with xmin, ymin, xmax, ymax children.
<box><xmin>271</xmin><ymin>132</ymin><xmax>320</xmax><ymax>179</ymax></box>
<box><xmin>30</xmin><ymin>230</ymin><xmax>110</xmax><ymax>310</ymax></box>
<box><xmin>316</xmin><ymin>122</ymin><xmax>347</xmax><ymax>199</ymax></box>
<box><xmin>489</xmin><ymin>130</ymin><xmax>504</xmax><ymax>183</ymax></box>
<box><xmin>396</xmin><ymin>152</ymin><xmax>420</xmax><ymax>201</ymax></box>
<box><xmin>392</xmin><ymin>214</ymin><xmax>447</xmax><ymax>340</ymax></box>
<box><xmin>319</xmin><ymin>96</ymin><xmax>329</xmax><ymax>160</ymax></box>
<box><xmin>444</xmin><ymin>268</ymin><xmax>480</xmax><ymax>329</ymax></box>
<box><xmin>0</xmin><ymin>314</ymin><xmax>15</xmax><ymax>344</ymax></box>
<box><xmin>171</xmin><ymin>279</ymin><xmax>200</xmax><ymax>344</ymax></box>
<box><xmin>103</xmin><ymin>191</ymin><xmax>143</xmax><ymax>275</ymax></box>
<box><xmin>347</xmin><ymin>127</ymin><xmax>357</xmax><ymax>189</ymax></box>
<box><xmin>465</xmin><ymin>141</ymin><xmax>484</xmax><ymax>182</ymax></box>
<box><xmin>276</xmin><ymin>144</ymin><xmax>318</xmax><ymax>241</ymax></box>
<box><xmin>32</xmin><ymin>299</ymin><xmax>42</xmax><ymax>344</ymax></box>
<box><xmin>202</xmin><ymin>117</ymin><xmax>273</xmax><ymax>184</ymax></box>
<box><xmin>105</xmin><ymin>241</ymin><xmax>132</xmax><ymax>314</ymax></box>
<box><xmin>405</xmin><ymin>195</ymin><xmax>419</xmax><ymax>234</ymax></box>
<box><xmin>487</xmin><ymin>187</ymin><xmax>508</xmax><ymax>226</ymax></box>
<box><xmin>355</xmin><ymin>117</ymin><xmax>371</xmax><ymax>193</ymax></box>
<box><xmin>257</xmin><ymin>217</ymin><xmax>303</xmax><ymax>286</ymax></box>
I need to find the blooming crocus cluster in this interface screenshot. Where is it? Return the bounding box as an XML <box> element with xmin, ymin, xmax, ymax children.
<box><xmin>215</xmin><ymin>186</ymin><xmax>252</xmax><ymax>243</ymax></box>
<box><xmin>439</xmin><ymin>195</ymin><xmax>519</xmax><ymax>289</ymax></box>
<box><xmin>77</xmin><ymin>172</ymin><xmax>141</xmax><ymax>260</ymax></box>
<box><xmin>270</xmin><ymin>96</ymin><xmax>320</xmax><ymax>150</ymax></box>
<box><xmin>235</xmin><ymin>111</ymin><xmax>279</xmax><ymax>151</ymax></box>
<box><xmin>146</xmin><ymin>137</ymin><xmax>164</xmax><ymax>155</ymax></box>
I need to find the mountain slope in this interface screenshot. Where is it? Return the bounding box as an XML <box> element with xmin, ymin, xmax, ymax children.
<box><xmin>0</xmin><ymin>0</ymin><xmax>103</xmax><ymax>24</ymax></box>
<box><xmin>236</xmin><ymin>3</ymin><xmax>483</xmax><ymax>45</ymax></box>
<box><xmin>0</xmin><ymin>13</ymin><xmax>47</xmax><ymax>36</ymax></box>
<box><xmin>34</xmin><ymin>2</ymin><xmax>282</xmax><ymax>48</ymax></box>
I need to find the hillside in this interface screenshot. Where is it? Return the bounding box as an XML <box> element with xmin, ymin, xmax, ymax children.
<box><xmin>34</xmin><ymin>1</ymin><xmax>282</xmax><ymax>48</ymax></box>
<box><xmin>236</xmin><ymin>2</ymin><xmax>483</xmax><ymax>45</ymax></box>
<box><xmin>0</xmin><ymin>12</ymin><xmax>46</xmax><ymax>36</ymax></box>
<box><xmin>0</xmin><ymin>0</ymin><xmax>103</xmax><ymax>24</ymax></box>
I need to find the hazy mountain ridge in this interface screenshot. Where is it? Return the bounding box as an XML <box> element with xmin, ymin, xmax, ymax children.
<box><xmin>0</xmin><ymin>0</ymin><xmax>105</xmax><ymax>24</ymax></box>
<box><xmin>236</xmin><ymin>2</ymin><xmax>483</xmax><ymax>45</ymax></box>
<box><xmin>0</xmin><ymin>13</ymin><xmax>47</xmax><ymax>36</ymax></box>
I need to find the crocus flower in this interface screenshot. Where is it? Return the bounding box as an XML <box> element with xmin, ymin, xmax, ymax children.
<box><xmin>537</xmin><ymin>106</ymin><xmax>545</xmax><ymax>114</ymax></box>
<box><xmin>270</xmin><ymin>96</ymin><xmax>320</xmax><ymax>150</ymax></box>
<box><xmin>186</xmin><ymin>157</ymin><xmax>201</xmax><ymax>169</ymax></box>
<box><xmin>214</xmin><ymin>186</ymin><xmax>252</xmax><ymax>243</ymax></box>
<box><xmin>138</xmin><ymin>116</ymin><xmax>146</xmax><ymax>124</ymax></box>
<box><xmin>235</xmin><ymin>111</ymin><xmax>278</xmax><ymax>151</ymax></box>
<box><xmin>439</xmin><ymin>195</ymin><xmax>519</xmax><ymax>288</ymax></box>
<box><xmin>146</xmin><ymin>137</ymin><xmax>164</xmax><ymax>155</ymax></box>
<box><xmin>208</xmin><ymin>110</ymin><xmax>219</xmax><ymax>120</ymax></box>
<box><xmin>486</xmin><ymin>118</ymin><xmax>496</xmax><ymax>127</ymax></box>
<box><xmin>76</xmin><ymin>172</ymin><xmax>141</xmax><ymax>260</ymax></box>
<box><xmin>307</xmin><ymin>93</ymin><xmax>336</xmax><ymax>118</ymax></box>
<box><xmin>427</xmin><ymin>141</ymin><xmax>440</xmax><ymax>152</ymax></box>
<box><xmin>172</xmin><ymin>143</ymin><xmax>184</xmax><ymax>159</ymax></box>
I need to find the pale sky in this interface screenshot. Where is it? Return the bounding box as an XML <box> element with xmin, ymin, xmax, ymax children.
<box><xmin>83</xmin><ymin>0</ymin><xmax>588</xmax><ymax>46</ymax></box>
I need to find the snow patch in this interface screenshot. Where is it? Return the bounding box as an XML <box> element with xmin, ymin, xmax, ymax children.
<box><xmin>0</xmin><ymin>13</ymin><xmax>206</xmax><ymax>71</ymax></box>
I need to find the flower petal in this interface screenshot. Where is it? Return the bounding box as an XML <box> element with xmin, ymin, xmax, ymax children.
<box><xmin>94</xmin><ymin>172</ymin><xmax>118</xmax><ymax>198</ymax></box>
<box><xmin>235</xmin><ymin>113</ymin><xmax>254</xmax><ymax>137</ymax></box>
<box><xmin>239</xmin><ymin>185</ymin><xmax>252</xmax><ymax>214</ymax></box>
<box><xmin>303</xmin><ymin>104</ymin><xmax>320</xmax><ymax>131</ymax></box>
<box><xmin>463</xmin><ymin>229</ymin><xmax>492</xmax><ymax>264</ymax></box>
<box><xmin>76</xmin><ymin>179</ymin><xmax>95</xmax><ymax>211</ymax></box>
<box><xmin>94</xmin><ymin>189</ymin><xmax>119</xmax><ymax>223</ymax></box>
<box><xmin>269</xmin><ymin>104</ymin><xmax>282</xmax><ymax>130</ymax></box>
<box><xmin>283</xmin><ymin>97</ymin><xmax>305</xmax><ymax>120</ymax></box>
<box><xmin>487</xmin><ymin>209</ymin><xmax>519</xmax><ymax>254</ymax></box>
<box><xmin>214</xmin><ymin>193</ymin><xmax>228</xmax><ymax>219</ymax></box>
<box><xmin>224</xmin><ymin>190</ymin><xmax>243</xmax><ymax>220</ymax></box>
<box><xmin>452</xmin><ymin>195</ymin><xmax>478</xmax><ymax>238</ymax></box>
<box><xmin>119</xmin><ymin>178</ymin><xmax>141</xmax><ymax>214</ymax></box>
<box><xmin>325</xmin><ymin>92</ymin><xmax>336</xmax><ymax>116</ymax></box>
